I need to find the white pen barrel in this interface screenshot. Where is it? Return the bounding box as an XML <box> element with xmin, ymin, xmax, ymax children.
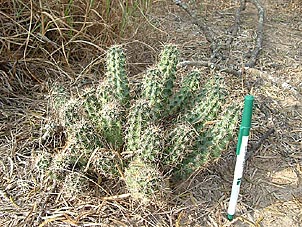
<box><xmin>227</xmin><ymin>136</ymin><xmax>249</xmax><ymax>216</ymax></box>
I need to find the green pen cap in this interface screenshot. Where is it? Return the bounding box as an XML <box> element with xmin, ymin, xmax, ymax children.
<box><xmin>236</xmin><ymin>95</ymin><xmax>254</xmax><ymax>154</ymax></box>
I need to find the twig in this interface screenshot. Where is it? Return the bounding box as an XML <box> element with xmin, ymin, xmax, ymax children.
<box><xmin>36</xmin><ymin>179</ymin><xmax>57</xmax><ymax>223</ymax></box>
<box><xmin>174</xmin><ymin>0</ymin><xmax>215</xmax><ymax>48</ymax></box>
<box><xmin>178</xmin><ymin>60</ymin><xmax>242</xmax><ymax>77</ymax></box>
<box><xmin>245</xmin><ymin>0</ymin><xmax>265</xmax><ymax>68</ymax></box>
<box><xmin>101</xmin><ymin>193</ymin><xmax>131</xmax><ymax>201</ymax></box>
<box><xmin>246</xmin><ymin>128</ymin><xmax>275</xmax><ymax>160</ymax></box>
<box><xmin>226</xmin><ymin>0</ymin><xmax>247</xmax><ymax>47</ymax></box>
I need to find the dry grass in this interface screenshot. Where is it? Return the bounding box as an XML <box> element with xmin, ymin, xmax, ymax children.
<box><xmin>1</xmin><ymin>0</ymin><xmax>302</xmax><ymax>226</ymax></box>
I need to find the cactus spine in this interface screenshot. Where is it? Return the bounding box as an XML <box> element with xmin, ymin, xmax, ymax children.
<box><xmin>141</xmin><ymin>68</ymin><xmax>163</xmax><ymax>117</ymax></box>
<box><xmin>185</xmin><ymin>77</ymin><xmax>226</xmax><ymax>129</ymax></box>
<box><xmin>138</xmin><ymin>125</ymin><xmax>162</xmax><ymax>163</ymax></box>
<box><xmin>204</xmin><ymin>105</ymin><xmax>240</xmax><ymax>158</ymax></box>
<box><xmin>92</xmin><ymin>149</ymin><xmax>122</xmax><ymax>178</ymax></box>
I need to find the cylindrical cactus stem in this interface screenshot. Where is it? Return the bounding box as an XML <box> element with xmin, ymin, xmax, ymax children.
<box><xmin>204</xmin><ymin>105</ymin><xmax>240</xmax><ymax>158</ymax></box>
<box><xmin>185</xmin><ymin>77</ymin><xmax>226</xmax><ymax>131</ymax></box>
<box><xmin>106</xmin><ymin>46</ymin><xmax>130</xmax><ymax>106</ymax></box>
<box><xmin>137</xmin><ymin>124</ymin><xmax>163</xmax><ymax>163</ymax></box>
<box><xmin>50</xmin><ymin>85</ymin><xmax>68</xmax><ymax>111</ymax></box>
<box><xmin>62</xmin><ymin>98</ymin><xmax>84</xmax><ymax>129</ymax></box>
<box><xmin>33</xmin><ymin>151</ymin><xmax>52</xmax><ymax>174</ymax></box>
<box><xmin>172</xmin><ymin>151</ymin><xmax>205</xmax><ymax>181</ymax></box>
<box><xmin>99</xmin><ymin>101</ymin><xmax>124</xmax><ymax>150</ymax></box>
<box><xmin>124</xmin><ymin>158</ymin><xmax>170</xmax><ymax>203</ymax></box>
<box><xmin>174</xmin><ymin>105</ymin><xmax>240</xmax><ymax>180</ymax></box>
<box><xmin>163</xmin><ymin>122</ymin><xmax>196</xmax><ymax>170</ymax></box>
<box><xmin>157</xmin><ymin>44</ymin><xmax>179</xmax><ymax>106</ymax></box>
<box><xmin>91</xmin><ymin>148</ymin><xmax>123</xmax><ymax>178</ymax></box>
<box><xmin>62</xmin><ymin>172</ymin><xmax>88</xmax><ymax>198</ymax></box>
<box><xmin>49</xmin><ymin>151</ymin><xmax>73</xmax><ymax>180</ymax></box>
<box><xmin>82</xmin><ymin>88</ymin><xmax>102</xmax><ymax>126</ymax></box>
<box><xmin>83</xmin><ymin>84</ymin><xmax>125</xmax><ymax>150</ymax></box>
<box><xmin>168</xmin><ymin>70</ymin><xmax>201</xmax><ymax>115</ymax></box>
<box><xmin>141</xmin><ymin>68</ymin><xmax>163</xmax><ymax>117</ymax></box>
<box><xmin>126</xmin><ymin>99</ymin><xmax>154</xmax><ymax>154</ymax></box>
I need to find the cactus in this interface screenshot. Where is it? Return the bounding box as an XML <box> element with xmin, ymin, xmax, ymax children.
<box><xmin>99</xmin><ymin>101</ymin><xmax>124</xmax><ymax>150</ymax></box>
<box><xmin>92</xmin><ymin>149</ymin><xmax>122</xmax><ymax>178</ymax></box>
<box><xmin>33</xmin><ymin>151</ymin><xmax>52</xmax><ymax>174</ymax></box>
<box><xmin>49</xmin><ymin>151</ymin><xmax>72</xmax><ymax>180</ymax></box>
<box><xmin>203</xmin><ymin>105</ymin><xmax>240</xmax><ymax>158</ymax></box>
<box><xmin>83</xmin><ymin>88</ymin><xmax>102</xmax><ymax>126</ymax></box>
<box><xmin>70</xmin><ymin>124</ymin><xmax>104</xmax><ymax>170</ymax></box>
<box><xmin>138</xmin><ymin>125</ymin><xmax>162</xmax><ymax>163</ymax></box>
<box><xmin>50</xmin><ymin>85</ymin><xmax>69</xmax><ymax>118</ymax></box>
<box><xmin>141</xmin><ymin>68</ymin><xmax>163</xmax><ymax>117</ymax></box>
<box><xmin>62</xmin><ymin>172</ymin><xmax>88</xmax><ymax>198</ymax></box>
<box><xmin>83</xmin><ymin>85</ymin><xmax>124</xmax><ymax>150</ymax></box>
<box><xmin>126</xmin><ymin>99</ymin><xmax>154</xmax><ymax>154</ymax></box>
<box><xmin>62</xmin><ymin>99</ymin><xmax>86</xmax><ymax>143</ymax></box>
<box><xmin>174</xmin><ymin>105</ymin><xmax>240</xmax><ymax>180</ymax></box>
<box><xmin>168</xmin><ymin>70</ymin><xmax>201</xmax><ymax>115</ymax></box>
<box><xmin>106</xmin><ymin>46</ymin><xmax>130</xmax><ymax>106</ymax></box>
<box><xmin>157</xmin><ymin>44</ymin><xmax>179</xmax><ymax>105</ymax></box>
<box><xmin>185</xmin><ymin>77</ymin><xmax>226</xmax><ymax>130</ymax></box>
<box><xmin>124</xmin><ymin>158</ymin><xmax>169</xmax><ymax>202</ymax></box>
<box><xmin>45</xmin><ymin>45</ymin><xmax>241</xmax><ymax>202</ymax></box>
<box><xmin>163</xmin><ymin>122</ymin><xmax>196</xmax><ymax>169</ymax></box>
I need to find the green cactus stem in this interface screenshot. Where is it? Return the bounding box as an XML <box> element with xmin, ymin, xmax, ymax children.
<box><xmin>63</xmin><ymin>99</ymin><xmax>84</xmax><ymax>129</ymax></box>
<box><xmin>124</xmin><ymin>158</ymin><xmax>169</xmax><ymax>202</ymax></box>
<box><xmin>83</xmin><ymin>88</ymin><xmax>102</xmax><ymax>126</ymax></box>
<box><xmin>157</xmin><ymin>44</ymin><xmax>179</xmax><ymax>106</ymax></box>
<box><xmin>174</xmin><ymin>105</ymin><xmax>240</xmax><ymax>180</ymax></box>
<box><xmin>62</xmin><ymin>172</ymin><xmax>88</xmax><ymax>198</ymax></box>
<box><xmin>168</xmin><ymin>70</ymin><xmax>201</xmax><ymax>115</ymax></box>
<box><xmin>49</xmin><ymin>151</ymin><xmax>72</xmax><ymax>180</ymax></box>
<box><xmin>203</xmin><ymin>105</ymin><xmax>240</xmax><ymax>158</ymax></box>
<box><xmin>141</xmin><ymin>68</ymin><xmax>163</xmax><ymax>117</ymax></box>
<box><xmin>126</xmin><ymin>99</ymin><xmax>154</xmax><ymax>154</ymax></box>
<box><xmin>106</xmin><ymin>46</ymin><xmax>130</xmax><ymax>106</ymax></box>
<box><xmin>185</xmin><ymin>77</ymin><xmax>226</xmax><ymax>131</ymax></box>
<box><xmin>137</xmin><ymin>125</ymin><xmax>162</xmax><ymax>163</ymax></box>
<box><xmin>99</xmin><ymin>101</ymin><xmax>124</xmax><ymax>150</ymax></box>
<box><xmin>33</xmin><ymin>151</ymin><xmax>52</xmax><ymax>174</ymax></box>
<box><xmin>163</xmin><ymin>122</ymin><xmax>196</xmax><ymax>169</ymax></box>
<box><xmin>92</xmin><ymin>148</ymin><xmax>122</xmax><ymax>178</ymax></box>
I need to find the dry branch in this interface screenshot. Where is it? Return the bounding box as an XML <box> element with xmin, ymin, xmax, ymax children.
<box><xmin>178</xmin><ymin>60</ymin><xmax>242</xmax><ymax>77</ymax></box>
<box><xmin>226</xmin><ymin>0</ymin><xmax>247</xmax><ymax>47</ymax></box>
<box><xmin>174</xmin><ymin>0</ymin><xmax>265</xmax><ymax>75</ymax></box>
<box><xmin>246</xmin><ymin>128</ymin><xmax>275</xmax><ymax>160</ymax></box>
<box><xmin>174</xmin><ymin>0</ymin><xmax>216</xmax><ymax>49</ymax></box>
<box><xmin>245</xmin><ymin>0</ymin><xmax>265</xmax><ymax>67</ymax></box>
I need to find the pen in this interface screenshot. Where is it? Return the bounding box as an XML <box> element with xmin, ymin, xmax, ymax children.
<box><xmin>227</xmin><ymin>95</ymin><xmax>254</xmax><ymax>221</ymax></box>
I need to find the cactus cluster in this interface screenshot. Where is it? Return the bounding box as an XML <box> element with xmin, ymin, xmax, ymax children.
<box><xmin>40</xmin><ymin>44</ymin><xmax>240</xmax><ymax>202</ymax></box>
